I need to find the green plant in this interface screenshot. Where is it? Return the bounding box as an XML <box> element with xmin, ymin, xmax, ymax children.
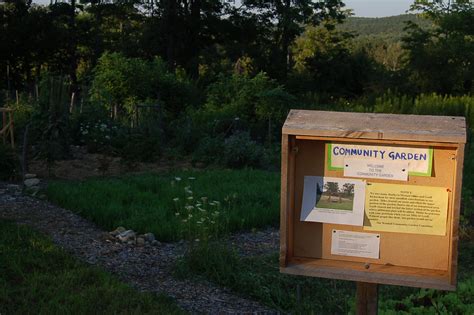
<box><xmin>46</xmin><ymin>170</ymin><xmax>280</xmax><ymax>241</ymax></box>
<box><xmin>31</xmin><ymin>74</ymin><xmax>72</xmax><ymax>173</ymax></box>
<box><xmin>0</xmin><ymin>220</ymin><xmax>183</xmax><ymax>314</ymax></box>
<box><xmin>172</xmin><ymin>177</ymin><xmax>235</xmax><ymax>243</ymax></box>
<box><xmin>0</xmin><ymin>143</ymin><xmax>18</xmax><ymax>180</ymax></box>
<box><xmin>222</xmin><ymin>131</ymin><xmax>264</xmax><ymax>169</ymax></box>
<box><xmin>119</xmin><ymin>132</ymin><xmax>161</xmax><ymax>168</ymax></box>
<box><xmin>175</xmin><ymin>248</ymin><xmax>354</xmax><ymax>313</ymax></box>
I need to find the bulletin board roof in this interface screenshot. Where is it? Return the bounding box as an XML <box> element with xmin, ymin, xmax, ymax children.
<box><xmin>282</xmin><ymin>110</ymin><xmax>466</xmax><ymax>143</ymax></box>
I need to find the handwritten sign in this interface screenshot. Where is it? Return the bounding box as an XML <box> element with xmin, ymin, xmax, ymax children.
<box><xmin>328</xmin><ymin>143</ymin><xmax>432</xmax><ymax>176</ymax></box>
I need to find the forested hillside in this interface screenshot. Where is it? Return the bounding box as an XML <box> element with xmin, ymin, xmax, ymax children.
<box><xmin>339</xmin><ymin>14</ymin><xmax>432</xmax><ymax>39</ymax></box>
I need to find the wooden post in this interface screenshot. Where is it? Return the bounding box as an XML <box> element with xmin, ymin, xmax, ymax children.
<box><xmin>70</xmin><ymin>92</ymin><xmax>75</xmax><ymax>113</ymax></box>
<box><xmin>356</xmin><ymin>282</ymin><xmax>378</xmax><ymax>315</ymax></box>
<box><xmin>2</xmin><ymin>110</ymin><xmax>6</xmax><ymax>144</ymax></box>
<box><xmin>9</xmin><ymin>111</ymin><xmax>14</xmax><ymax>148</ymax></box>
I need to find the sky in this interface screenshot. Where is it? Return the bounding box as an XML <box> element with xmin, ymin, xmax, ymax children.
<box><xmin>31</xmin><ymin>0</ymin><xmax>415</xmax><ymax>18</ymax></box>
<box><xmin>344</xmin><ymin>0</ymin><xmax>414</xmax><ymax>17</ymax></box>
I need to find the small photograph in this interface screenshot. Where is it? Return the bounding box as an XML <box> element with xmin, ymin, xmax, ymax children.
<box><xmin>315</xmin><ymin>180</ymin><xmax>355</xmax><ymax>211</ymax></box>
<box><xmin>300</xmin><ymin>176</ymin><xmax>365</xmax><ymax>226</ymax></box>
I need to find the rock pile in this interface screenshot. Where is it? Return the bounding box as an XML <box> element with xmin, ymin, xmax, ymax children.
<box><xmin>109</xmin><ymin>226</ymin><xmax>160</xmax><ymax>247</ymax></box>
<box><xmin>23</xmin><ymin>174</ymin><xmax>41</xmax><ymax>196</ymax></box>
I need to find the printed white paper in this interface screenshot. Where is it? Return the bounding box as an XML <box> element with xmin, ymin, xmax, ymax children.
<box><xmin>300</xmin><ymin>176</ymin><xmax>366</xmax><ymax>226</ymax></box>
<box><xmin>331</xmin><ymin>229</ymin><xmax>380</xmax><ymax>259</ymax></box>
<box><xmin>344</xmin><ymin>158</ymin><xmax>409</xmax><ymax>181</ymax></box>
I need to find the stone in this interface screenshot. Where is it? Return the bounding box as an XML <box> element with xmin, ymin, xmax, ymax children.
<box><xmin>117</xmin><ymin>230</ymin><xmax>136</xmax><ymax>242</ymax></box>
<box><xmin>143</xmin><ymin>233</ymin><xmax>156</xmax><ymax>243</ymax></box>
<box><xmin>151</xmin><ymin>240</ymin><xmax>161</xmax><ymax>246</ymax></box>
<box><xmin>24</xmin><ymin>178</ymin><xmax>40</xmax><ymax>187</ymax></box>
<box><xmin>24</xmin><ymin>173</ymin><xmax>37</xmax><ymax>179</ymax></box>
<box><xmin>102</xmin><ymin>232</ymin><xmax>115</xmax><ymax>242</ymax></box>
<box><xmin>28</xmin><ymin>186</ymin><xmax>40</xmax><ymax>196</ymax></box>
<box><xmin>6</xmin><ymin>184</ymin><xmax>20</xmax><ymax>192</ymax></box>
<box><xmin>110</xmin><ymin>226</ymin><xmax>126</xmax><ymax>236</ymax></box>
<box><xmin>136</xmin><ymin>237</ymin><xmax>145</xmax><ymax>246</ymax></box>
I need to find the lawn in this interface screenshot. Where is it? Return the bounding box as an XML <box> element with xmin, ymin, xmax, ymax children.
<box><xmin>316</xmin><ymin>195</ymin><xmax>354</xmax><ymax>211</ymax></box>
<box><xmin>0</xmin><ymin>220</ymin><xmax>183</xmax><ymax>314</ymax></box>
<box><xmin>47</xmin><ymin>169</ymin><xmax>280</xmax><ymax>241</ymax></box>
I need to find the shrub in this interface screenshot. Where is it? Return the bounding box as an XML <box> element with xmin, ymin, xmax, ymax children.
<box><xmin>0</xmin><ymin>143</ymin><xmax>18</xmax><ymax>180</ymax></box>
<box><xmin>90</xmin><ymin>52</ymin><xmax>199</xmax><ymax>123</ymax></box>
<box><xmin>119</xmin><ymin>133</ymin><xmax>161</xmax><ymax>166</ymax></box>
<box><xmin>200</xmin><ymin>72</ymin><xmax>296</xmax><ymax>144</ymax></box>
<box><xmin>222</xmin><ymin>132</ymin><xmax>264</xmax><ymax>168</ymax></box>
<box><xmin>191</xmin><ymin>135</ymin><xmax>225</xmax><ymax>166</ymax></box>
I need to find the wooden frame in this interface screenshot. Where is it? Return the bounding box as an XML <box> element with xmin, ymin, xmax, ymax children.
<box><xmin>280</xmin><ymin>110</ymin><xmax>466</xmax><ymax>291</ymax></box>
<box><xmin>0</xmin><ymin>108</ymin><xmax>15</xmax><ymax>148</ymax></box>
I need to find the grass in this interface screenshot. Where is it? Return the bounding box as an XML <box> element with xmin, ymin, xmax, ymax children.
<box><xmin>175</xmin><ymin>243</ymin><xmax>355</xmax><ymax>314</ymax></box>
<box><xmin>175</xmin><ymin>241</ymin><xmax>474</xmax><ymax>314</ymax></box>
<box><xmin>47</xmin><ymin>169</ymin><xmax>280</xmax><ymax>241</ymax></box>
<box><xmin>316</xmin><ymin>195</ymin><xmax>354</xmax><ymax>210</ymax></box>
<box><xmin>0</xmin><ymin>220</ymin><xmax>184</xmax><ymax>314</ymax></box>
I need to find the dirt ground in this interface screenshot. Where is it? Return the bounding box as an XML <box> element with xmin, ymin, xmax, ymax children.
<box><xmin>28</xmin><ymin>146</ymin><xmax>195</xmax><ymax>180</ymax></box>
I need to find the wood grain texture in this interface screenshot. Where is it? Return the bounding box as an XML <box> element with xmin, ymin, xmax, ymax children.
<box><xmin>279</xmin><ymin>134</ymin><xmax>289</xmax><ymax>267</ymax></box>
<box><xmin>280</xmin><ymin>110</ymin><xmax>466</xmax><ymax>290</ymax></box>
<box><xmin>356</xmin><ymin>282</ymin><xmax>378</xmax><ymax>315</ymax></box>
<box><xmin>449</xmin><ymin>145</ymin><xmax>465</xmax><ymax>286</ymax></box>
<box><xmin>281</xmin><ymin>258</ymin><xmax>455</xmax><ymax>291</ymax></box>
<box><xmin>292</xmin><ymin>140</ymin><xmax>455</xmax><ymax>270</ymax></box>
<box><xmin>283</xmin><ymin>110</ymin><xmax>466</xmax><ymax>144</ymax></box>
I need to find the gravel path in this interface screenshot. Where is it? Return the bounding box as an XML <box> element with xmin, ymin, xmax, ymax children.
<box><xmin>0</xmin><ymin>183</ymin><xmax>279</xmax><ymax>314</ymax></box>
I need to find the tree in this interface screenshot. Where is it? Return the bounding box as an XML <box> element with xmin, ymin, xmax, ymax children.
<box><xmin>402</xmin><ymin>0</ymin><xmax>474</xmax><ymax>94</ymax></box>
<box><xmin>324</xmin><ymin>181</ymin><xmax>339</xmax><ymax>202</ymax></box>
<box><xmin>241</xmin><ymin>0</ymin><xmax>348</xmax><ymax>81</ymax></box>
<box><xmin>290</xmin><ymin>21</ymin><xmax>374</xmax><ymax>98</ymax></box>
<box><xmin>342</xmin><ymin>183</ymin><xmax>354</xmax><ymax>196</ymax></box>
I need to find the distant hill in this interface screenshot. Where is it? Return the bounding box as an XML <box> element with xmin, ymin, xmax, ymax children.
<box><xmin>338</xmin><ymin>14</ymin><xmax>433</xmax><ymax>41</ymax></box>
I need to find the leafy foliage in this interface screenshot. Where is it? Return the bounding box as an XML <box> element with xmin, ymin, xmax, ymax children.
<box><xmin>0</xmin><ymin>144</ymin><xmax>18</xmax><ymax>180</ymax></box>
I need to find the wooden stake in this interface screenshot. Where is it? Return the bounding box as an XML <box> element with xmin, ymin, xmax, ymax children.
<box><xmin>70</xmin><ymin>92</ymin><xmax>75</xmax><ymax>113</ymax></box>
<box><xmin>356</xmin><ymin>282</ymin><xmax>378</xmax><ymax>315</ymax></box>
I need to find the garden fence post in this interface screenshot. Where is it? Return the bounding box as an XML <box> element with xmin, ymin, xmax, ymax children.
<box><xmin>356</xmin><ymin>282</ymin><xmax>378</xmax><ymax>315</ymax></box>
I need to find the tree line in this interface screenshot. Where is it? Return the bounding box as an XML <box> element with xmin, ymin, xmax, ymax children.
<box><xmin>1</xmin><ymin>0</ymin><xmax>473</xmax><ymax>174</ymax></box>
<box><xmin>2</xmin><ymin>0</ymin><xmax>472</xmax><ymax>102</ymax></box>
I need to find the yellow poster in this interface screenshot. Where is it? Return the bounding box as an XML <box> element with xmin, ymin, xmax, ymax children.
<box><xmin>364</xmin><ymin>183</ymin><xmax>448</xmax><ymax>236</ymax></box>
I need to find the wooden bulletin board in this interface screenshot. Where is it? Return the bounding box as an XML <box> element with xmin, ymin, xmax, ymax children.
<box><xmin>280</xmin><ymin>110</ymin><xmax>467</xmax><ymax>290</ymax></box>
